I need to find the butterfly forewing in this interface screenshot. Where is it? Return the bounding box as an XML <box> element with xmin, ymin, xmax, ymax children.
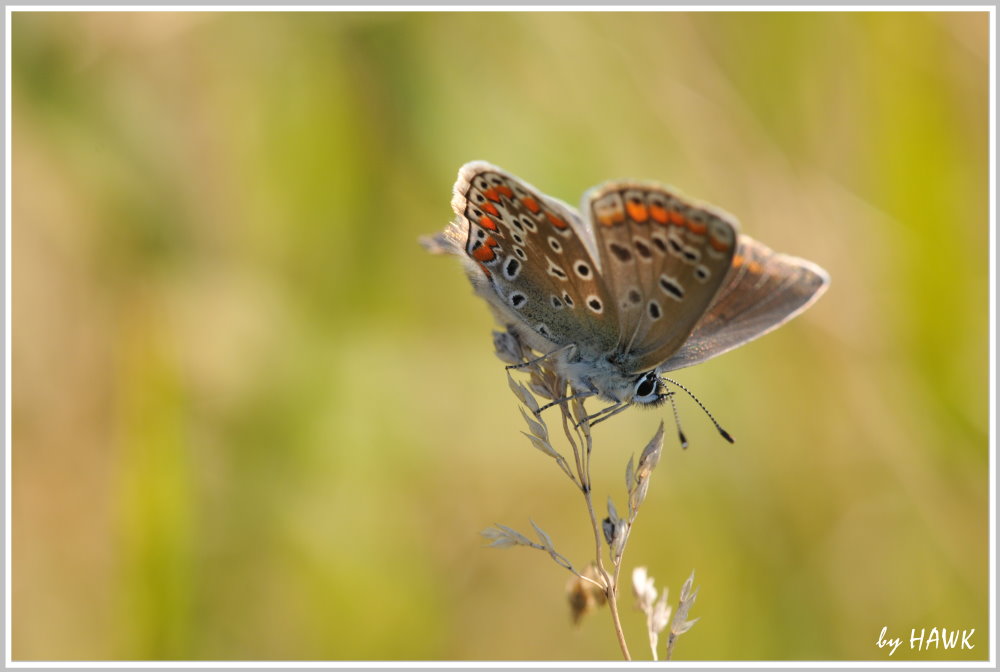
<box><xmin>584</xmin><ymin>182</ymin><xmax>738</xmax><ymax>372</ymax></box>
<box><xmin>453</xmin><ymin>162</ymin><xmax>620</xmax><ymax>354</ymax></box>
<box><xmin>658</xmin><ymin>235</ymin><xmax>829</xmax><ymax>372</ymax></box>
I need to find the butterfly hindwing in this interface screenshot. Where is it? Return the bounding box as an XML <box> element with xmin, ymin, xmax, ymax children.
<box><xmin>658</xmin><ymin>235</ymin><xmax>829</xmax><ymax>372</ymax></box>
<box><xmin>584</xmin><ymin>182</ymin><xmax>738</xmax><ymax>373</ymax></box>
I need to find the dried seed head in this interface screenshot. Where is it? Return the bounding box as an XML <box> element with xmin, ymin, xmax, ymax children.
<box><xmin>601</xmin><ymin>516</ymin><xmax>615</xmax><ymax>545</ymax></box>
<box><xmin>671</xmin><ymin>570</ymin><xmax>700</xmax><ymax>637</ymax></box>
<box><xmin>636</xmin><ymin>421</ymin><xmax>665</xmax><ymax>480</ymax></box>
<box><xmin>528</xmin><ymin>381</ymin><xmax>554</xmax><ymax>400</ymax></box>
<box><xmin>506</xmin><ymin>371</ymin><xmax>540</xmax><ymax>412</ymax></box>
<box><xmin>632</xmin><ymin>566</ymin><xmax>657</xmax><ymax>612</ymax></box>
<box><xmin>520</xmin><ymin>407</ymin><xmax>548</xmax><ymax>442</ymax></box>
<box><xmin>651</xmin><ymin>588</ymin><xmax>672</xmax><ymax>634</ymax></box>
<box><xmin>530</xmin><ymin>519</ymin><xmax>555</xmax><ymax>551</ymax></box>
<box><xmin>493</xmin><ymin>329</ymin><xmax>525</xmax><ymax>365</ymax></box>
<box><xmin>567</xmin><ymin>563</ymin><xmax>607</xmax><ymax>625</ymax></box>
<box><xmin>606</xmin><ymin>497</ymin><xmax>620</xmax><ymax>526</ymax></box>
<box><xmin>571</xmin><ymin>395</ymin><xmax>588</xmax><ymax>426</ymax></box>
<box><xmin>480</xmin><ymin>524</ymin><xmax>533</xmax><ymax>549</ymax></box>
<box><xmin>629</xmin><ymin>477</ymin><xmax>651</xmax><ymax>516</ymax></box>
<box><xmin>680</xmin><ymin>570</ymin><xmax>696</xmax><ymax>603</ymax></box>
<box><xmin>521</xmin><ymin>431</ymin><xmax>561</xmax><ymax>460</ymax></box>
<box><xmin>604</xmin><ymin>497</ymin><xmax>627</xmax><ymax>559</ymax></box>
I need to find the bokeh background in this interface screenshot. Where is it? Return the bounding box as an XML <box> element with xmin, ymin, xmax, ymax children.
<box><xmin>11</xmin><ymin>10</ymin><xmax>990</xmax><ymax>662</ymax></box>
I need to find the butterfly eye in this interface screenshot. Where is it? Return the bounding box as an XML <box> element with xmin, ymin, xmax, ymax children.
<box><xmin>633</xmin><ymin>373</ymin><xmax>661</xmax><ymax>404</ymax></box>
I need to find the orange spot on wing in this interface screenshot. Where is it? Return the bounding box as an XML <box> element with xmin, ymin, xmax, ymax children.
<box><xmin>598</xmin><ymin>214</ymin><xmax>619</xmax><ymax>227</ymax></box>
<box><xmin>472</xmin><ymin>246</ymin><xmax>494</xmax><ymax>262</ymax></box>
<box><xmin>473</xmin><ymin>245</ymin><xmax>497</xmax><ymax>262</ymax></box>
<box><xmin>521</xmin><ymin>197</ymin><xmax>541</xmax><ymax>213</ymax></box>
<box><xmin>732</xmin><ymin>253</ymin><xmax>743</xmax><ymax>267</ymax></box>
<box><xmin>626</xmin><ymin>201</ymin><xmax>649</xmax><ymax>223</ymax></box>
<box><xmin>478</xmin><ymin>262</ymin><xmax>492</xmax><ymax>278</ymax></box>
<box><xmin>687</xmin><ymin>219</ymin><xmax>708</xmax><ymax>235</ymax></box>
<box><xmin>483</xmin><ymin>187</ymin><xmax>501</xmax><ymax>202</ymax></box>
<box><xmin>546</xmin><ymin>212</ymin><xmax>569</xmax><ymax>229</ymax></box>
<box><xmin>711</xmin><ymin>237</ymin><xmax>732</xmax><ymax>252</ymax></box>
<box><xmin>479</xmin><ymin>215</ymin><xmax>498</xmax><ymax>231</ymax></box>
<box><xmin>649</xmin><ymin>204</ymin><xmax>669</xmax><ymax>223</ymax></box>
<box><xmin>480</xmin><ymin>202</ymin><xmax>499</xmax><ymax>217</ymax></box>
<box><xmin>496</xmin><ymin>185</ymin><xmax>513</xmax><ymax>198</ymax></box>
<box><xmin>471</xmin><ymin>235</ymin><xmax>500</xmax><ymax>262</ymax></box>
<box><xmin>669</xmin><ymin>211</ymin><xmax>686</xmax><ymax>227</ymax></box>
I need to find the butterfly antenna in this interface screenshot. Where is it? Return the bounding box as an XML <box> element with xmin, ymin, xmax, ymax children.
<box><xmin>660</xmin><ymin>376</ymin><xmax>735</xmax><ymax>443</ymax></box>
<box><xmin>664</xmin><ymin>390</ymin><xmax>688</xmax><ymax>449</ymax></box>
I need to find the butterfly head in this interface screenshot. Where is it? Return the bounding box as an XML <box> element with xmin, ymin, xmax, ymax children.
<box><xmin>569</xmin><ymin>357</ymin><xmax>667</xmax><ymax>408</ymax></box>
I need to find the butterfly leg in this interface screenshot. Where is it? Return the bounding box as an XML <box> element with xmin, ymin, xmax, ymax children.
<box><xmin>576</xmin><ymin>401</ymin><xmax>630</xmax><ymax>429</ymax></box>
<box><xmin>534</xmin><ymin>390</ymin><xmax>597</xmax><ymax>416</ymax></box>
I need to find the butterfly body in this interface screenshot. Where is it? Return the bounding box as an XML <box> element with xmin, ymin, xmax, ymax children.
<box><xmin>426</xmin><ymin>161</ymin><xmax>829</xmax><ymax>410</ymax></box>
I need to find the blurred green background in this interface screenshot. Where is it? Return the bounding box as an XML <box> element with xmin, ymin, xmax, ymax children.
<box><xmin>11</xmin><ymin>10</ymin><xmax>989</xmax><ymax>662</ymax></box>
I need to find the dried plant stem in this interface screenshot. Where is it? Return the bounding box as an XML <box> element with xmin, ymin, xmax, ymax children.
<box><xmin>610</xmin><ymin>513</ymin><xmax>634</xmax><ymax>611</ymax></box>
<box><xmin>584</xmin><ymin>488</ymin><xmax>631</xmax><ymax>661</ymax></box>
<box><xmin>486</xmin><ymin>330</ymin><xmax>698</xmax><ymax>661</ymax></box>
<box><xmin>558</xmin><ymin>404</ymin><xmax>632</xmax><ymax>661</ymax></box>
<box><xmin>607</xmin><ymin>508</ymin><xmax>644</xmax><ymax>657</ymax></box>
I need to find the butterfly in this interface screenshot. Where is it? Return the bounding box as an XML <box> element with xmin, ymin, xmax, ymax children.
<box><xmin>424</xmin><ymin>161</ymin><xmax>829</xmax><ymax>420</ymax></box>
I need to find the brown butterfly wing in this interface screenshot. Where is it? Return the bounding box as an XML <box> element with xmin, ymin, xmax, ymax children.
<box><xmin>451</xmin><ymin>162</ymin><xmax>621</xmax><ymax>355</ymax></box>
<box><xmin>583</xmin><ymin>182</ymin><xmax>739</xmax><ymax>373</ymax></box>
<box><xmin>658</xmin><ymin>235</ymin><xmax>830</xmax><ymax>372</ymax></box>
